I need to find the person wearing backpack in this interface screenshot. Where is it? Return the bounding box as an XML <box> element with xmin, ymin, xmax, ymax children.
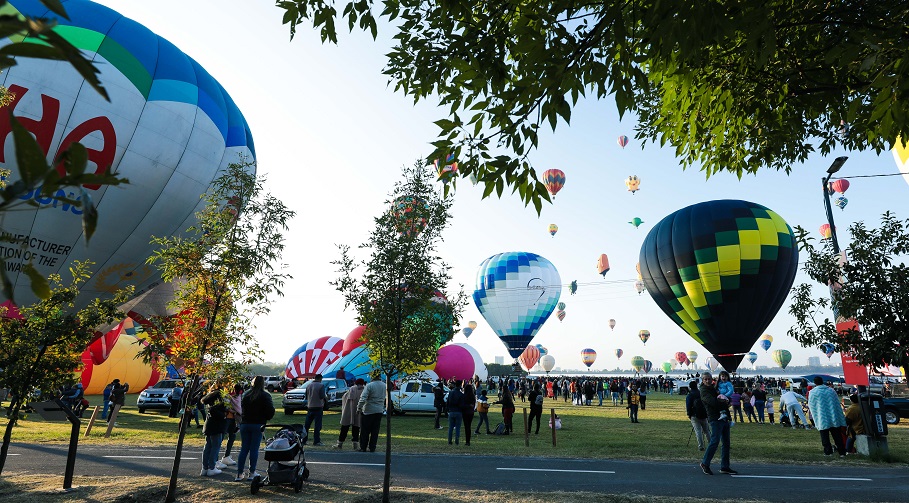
<box><xmin>527</xmin><ymin>382</ymin><xmax>544</xmax><ymax>434</ymax></box>
<box><xmin>493</xmin><ymin>384</ymin><xmax>515</xmax><ymax>434</ymax></box>
<box><xmin>200</xmin><ymin>384</ymin><xmax>228</xmax><ymax>476</ymax></box>
<box><xmin>474</xmin><ymin>390</ymin><xmax>492</xmax><ymax>435</ymax></box>
<box><xmin>101</xmin><ymin>382</ymin><xmax>114</xmax><ymax>419</ymax></box>
<box><xmin>686</xmin><ymin>380</ymin><xmax>709</xmax><ymax>451</ymax></box>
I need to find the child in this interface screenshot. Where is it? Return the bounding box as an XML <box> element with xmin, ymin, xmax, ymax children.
<box><xmin>779</xmin><ymin>406</ymin><xmax>792</xmax><ymax>427</ymax></box>
<box><xmin>766</xmin><ymin>396</ymin><xmax>776</xmax><ymax>424</ymax></box>
<box><xmin>474</xmin><ymin>390</ymin><xmax>491</xmax><ymax>434</ymax></box>
<box><xmin>549</xmin><ymin>413</ymin><xmax>562</xmax><ymax>430</ymax></box>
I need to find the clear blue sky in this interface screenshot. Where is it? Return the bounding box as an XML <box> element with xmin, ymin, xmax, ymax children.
<box><xmin>98</xmin><ymin>1</ymin><xmax>908</xmax><ymax>373</ymax></box>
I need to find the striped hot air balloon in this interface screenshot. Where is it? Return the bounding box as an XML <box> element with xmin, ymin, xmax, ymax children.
<box><xmin>581</xmin><ymin>348</ymin><xmax>597</xmax><ymax>368</ymax></box>
<box><xmin>639</xmin><ymin>330</ymin><xmax>650</xmax><ymax>344</ymax></box>
<box><xmin>541</xmin><ymin>169</ymin><xmax>566</xmax><ymax>197</ymax></box>
<box><xmin>630</xmin><ymin>356</ymin><xmax>645</xmax><ymax>372</ymax></box>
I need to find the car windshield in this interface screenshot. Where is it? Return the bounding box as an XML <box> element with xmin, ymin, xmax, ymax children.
<box><xmin>153</xmin><ymin>381</ymin><xmax>178</xmax><ymax>389</ymax></box>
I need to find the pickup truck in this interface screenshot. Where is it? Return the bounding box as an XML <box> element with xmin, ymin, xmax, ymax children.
<box><xmin>389</xmin><ymin>380</ymin><xmax>447</xmax><ymax>414</ymax></box>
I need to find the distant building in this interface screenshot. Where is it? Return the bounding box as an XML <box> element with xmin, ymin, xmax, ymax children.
<box><xmin>494</xmin><ymin>356</ymin><xmax>504</xmax><ymax>365</ymax></box>
<box><xmin>808</xmin><ymin>356</ymin><xmax>821</xmax><ymax>367</ymax></box>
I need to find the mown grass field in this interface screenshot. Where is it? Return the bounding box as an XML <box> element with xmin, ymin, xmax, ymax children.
<box><xmin>2</xmin><ymin>391</ymin><xmax>906</xmax><ymax>466</ymax></box>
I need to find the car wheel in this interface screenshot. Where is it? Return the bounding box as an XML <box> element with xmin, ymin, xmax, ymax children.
<box><xmin>138</xmin><ymin>408</ymin><xmax>145</xmax><ymax>414</ymax></box>
<box><xmin>284</xmin><ymin>409</ymin><xmax>293</xmax><ymax>415</ymax></box>
<box><xmin>885</xmin><ymin>409</ymin><xmax>900</xmax><ymax>425</ymax></box>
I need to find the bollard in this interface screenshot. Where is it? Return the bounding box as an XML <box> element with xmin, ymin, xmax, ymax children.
<box><xmin>523</xmin><ymin>408</ymin><xmax>529</xmax><ymax>447</ymax></box>
<box><xmin>103</xmin><ymin>404</ymin><xmax>120</xmax><ymax>438</ymax></box>
<box><xmin>83</xmin><ymin>406</ymin><xmax>101</xmax><ymax>437</ymax></box>
<box><xmin>550</xmin><ymin>408</ymin><xmax>557</xmax><ymax>446</ymax></box>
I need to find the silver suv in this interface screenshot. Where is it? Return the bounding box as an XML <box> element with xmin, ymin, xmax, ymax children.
<box><xmin>137</xmin><ymin>380</ymin><xmax>183</xmax><ymax>413</ymax></box>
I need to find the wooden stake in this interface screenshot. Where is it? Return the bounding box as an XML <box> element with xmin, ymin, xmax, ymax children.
<box><xmin>550</xmin><ymin>408</ymin><xmax>557</xmax><ymax>446</ymax></box>
<box><xmin>83</xmin><ymin>406</ymin><xmax>101</xmax><ymax>437</ymax></box>
<box><xmin>523</xmin><ymin>408</ymin><xmax>529</xmax><ymax>447</ymax></box>
<box><xmin>103</xmin><ymin>404</ymin><xmax>120</xmax><ymax>438</ymax></box>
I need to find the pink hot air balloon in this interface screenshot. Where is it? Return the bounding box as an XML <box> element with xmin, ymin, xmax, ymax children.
<box><xmin>830</xmin><ymin>179</ymin><xmax>850</xmax><ymax>194</ymax></box>
<box><xmin>617</xmin><ymin>135</ymin><xmax>629</xmax><ymax>148</ymax></box>
<box><xmin>557</xmin><ymin>310</ymin><xmax>566</xmax><ymax>322</ymax></box>
<box><xmin>675</xmin><ymin>351</ymin><xmax>690</xmax><ymax>366</ymax></box>
<box><xmin>519</xmin><ymin>345</ymin><xmax>541</xmax><ymax>371</ymax></box>
<box><xmin>435</xmin><ymin>344</ymin><xmax>476</xmax><ymax>381</ymax></box>
<box><xmin>819</xmin><ymin>224</ymin><xmax>833</xmax><ymax>239</ymax></box>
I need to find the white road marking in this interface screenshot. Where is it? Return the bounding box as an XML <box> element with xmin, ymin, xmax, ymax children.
<box><xmin>732</xmin><ymin>475</ymin><xmax>872</xmax><ymax>481</ymax></box>
<box><xmin>307</xmin><ymin>461</ymin><xmax>384</xmax><ymax>467</ymax></box>
<box><xmin>103</xmin><ymin>456</ymin><xmax>198</xmax><ymax>460</ymax></box>
<box><xmin>497</xmin><ymin>468</ymin><xmax>615</xmax><ymax>474</ymax></box>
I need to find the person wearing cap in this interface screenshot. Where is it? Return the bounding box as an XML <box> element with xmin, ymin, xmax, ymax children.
<box><xmin>107</xmin><ymin>379</ymin><xmax>129</xmax><ymax>424</ymax></box>
<box><xmin>335</xmin><ymin>378</ymin><xmax>365</xmax><ymax>448</ymax></box>
<box><xmin>102</xmin><ymin>381</ymin><xmax>114</xmax><ymax>419</ymax></box>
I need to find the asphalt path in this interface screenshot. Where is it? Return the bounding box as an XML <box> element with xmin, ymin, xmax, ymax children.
<box><xmin>5</xmin><ymin>443</ymin><xmax>909</xmax><ymax>502</ymax></box>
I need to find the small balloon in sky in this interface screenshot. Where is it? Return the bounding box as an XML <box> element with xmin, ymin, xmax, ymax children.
<box><xmin>834</xmin><ymin>196</ymin><xmax>848</xmax><ymax>210</ymax></box>
<box><xmin>548</xmin><ymin>223</ymin><xmax>559</xmax><ymax>237</ymax></box>
<box><xmin>629</xmin><ymin>217</ymin><xmax>644</xmax><ymax>228</ymax></box>
<box><xmin>542</xmin><ymin>169</ymin><xmax>566</xmax><ymax>198</ymax></box>
<box><xmin>617</xmin><ymin>135</ymin><xmax>629</xmax><ymax>148</ymax></box>
<box><xmin>625</xmin><ymin>175</ymin><xmax>641</xmax><ymax>194</ymax></box>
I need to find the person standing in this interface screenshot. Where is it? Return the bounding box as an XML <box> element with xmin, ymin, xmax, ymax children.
<box><xmin>752</xmin><ymin>386</ymin><xmax>768</xmax><ymax>423</ymax></box>
<box><xmin>461</xmin><ymin>383</ymin><xmax>477</xmax><ymax>446</ymax></box>
<box><xmin>335</xmin><ymin>378</ymin><xmax>364</xmax><ymax>449</ymax></box>
<box><xmin>200</xmin><ymin>384</ymin><xmax>228</xmax><ymax>476</ymax></box>
<box><xmin>446</xmin><ymin>381</ymin><xmax>464</xmax><ymax>445</ymax></box>
<box><xmin>780</xmin><ymin>389</ymin><xmax>810</xmax><ymax>428</ymax></box>
<box><xmin>220</xmin><ymin>383</ymin><xmax>243</xmax><ymax>467</ymax></box>
<box><xmin>494</xmin><ymin>384</ymin><xmax>516</xmax><ymax>434</ymax></box>
<box><xmin>107</xmin><ymin>380</ymin><xmax>129</xmax><ymax>423</ymax></box>
<box><xmin>638</xmin><ymin>385</ymin><xmax>648</xmax><ymax>411</ymax></box>
<box><xmin>626</xmin><ymin>384</ymin><xmax>640</xmax><ymax>423</ymax></box>
<box><xmin>527</xmin><ymin>382</ymin><xmax>544</xmax><ymax>434</ymax></box>
<box><xmin>303</xmin><ymin>374</ymin><xmax>327</xmax><ymax>446</ymax></box>
<box><xmin>698</xmin><ymin>372</ymin><xmax>737</xmax><ymax>475</ymax></box>
<box><xmin>101</xmin><ymin>382</ymin><xmax>114</xmax><ymax>420</ymax></box>
<box><xmin>357</xmin><ymin>372</ymin><xmax>386</xmax><ymax>452</ymax></box>
<box><xmin>807</xmin><ymin>377</ymin><xmax>847</xmax><ymax>456</ymax></box>
<box><xmin>475</xmin><ymin>389</ymin><xmax>491</xmax><ymax>434</ymax></box>
<box><xmin>686</xmin><ymin>381</ymin><xmax>710</xmax><ymax>451</ymax></box>
<box><xmin>236</xmin><ymin>376</ymin><xmax>275</xmax><ymax>481</ymax></box>
<box><xmin>432</xmin><ymin>380</ymin><xmax>445</xmax><ymax>430</ymax></box>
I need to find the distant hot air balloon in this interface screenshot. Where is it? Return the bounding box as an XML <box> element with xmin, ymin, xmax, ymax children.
<box><xmin>638</xmin><ymin>330</ymin><xmax>650</xmax><ymax>344</ymax></box>
<box><xmin>462</xmin><ymin>327</ymin><xmax>473</xmax><ymax>338</ymax></box>
<box><xmin>819</xmin><ymin>223</ymin><xmax>833</xmax><ymax>239</ymax></box>
<box><xmin>285</xmin><ymin>336</ymin><xmax>345</xmax><ymax>379</ymax></box>
<box><xmin>434</xmin><ymin>153</ymin><xmax>458</xmax><ymax>183</ymax></box>
<box><xmin>392</xmin><ymin>195</ymin><xmax>430</xmax><ymax>238</ymax></box>
<box><xmin>468</xmin><ymin>320</ymin><xmax>478</xmax><ymax>330</ymax></box>
<box><xmin>569</xmin><ymin>280</ymin><xmax>578</xmax><ymax>295</ymax></box>
<box><xmin>548</xmin><ymin>224</ymin><xmax>559</xmax><ymax>237</ymax></box>
<box><xmin>746</xmin><ymin>352</ymin><xmax>758</xmax><ymax>365</ymax></box>
<box><xmin>830</xmin><ymin>179</ymin><xmax>850</xmax><ymax>194</ymax></box>
<box><xmin>759</xmin><ymin>334</ymin><xmax>773</xmax><ymax>352</ymax></box>
<box><xmin>614</xmin><ymin>348</ymin><xmax>623</xmax><ymax>359</ymax></box>
<box><xmin>608</xmin><ymin>319</ymin><xmax>616</xmax><ymax>331</ymax></box>
<box><xmin>474</xmin><ymin>252</ymin><xmax>561</xmax><ymax>359</ymax></box>
<box><xmin>705</xmin><ymin>356</ymin><xmax>720</xmax><ymax>372</ymax></box>
<box><xmin>634</xmin><ymin>280</ymin><xmax>646</xmax><ymax>295</ymax></box>
<box><xmin>893</xmin><ymin>137</ymin><xmax>909</xmax><ymax>189</ymax></box>
<box><xmin>687</xmin><ymin>351</ymin><xmax>699</xmax><ymax>366</ymax></box>
<box><xmin>772</xmin><ymin>349</ymin><xmax>792</xmax><ymax>369</ymax></box>
<box><xmin>639</xmin><ymin>200</ymin><xmax>798</xmax><ymax>371</ymax></box>
<box><xmin>630</xmin><ymin>356</ymin><xmax>645</xmax><ymax>372</ymax></box>
<box><xmin>540</xmin><ymin>354</ymin><xmax>556</xmax><ymax>373</ymax></box>
<box><xmin>635</xmin><ymin>262</ymin><xmax>642</xmax><ymax>281</ymax></box>
<box><xmin>629</xmin><ymin>217</ymin><xmax>644</xmax><ymax>228</ymax></box>
<box><xmin>834</xmin><ymin>197</ymin><xmax>848</xmax><ymax>210</ymax></box>
<box><xmin>643</xmin><ymin>360</ymin><xmax>653</xmax><ymax>374</ymax></box>
<box><xmin>669</xmin><ymin>358</ymin><xmax>679</xmax><ymax>370</ymax></box>
<box><xmin>597</xmin><ymin>254</ymin><xmax>611</xmax><ymax>277</ymax></box>
<box><xmin>661</xmin><ymin>361</ymin><xmax>672</xmax><ymax>373</ymax></box>
<box><xmin>675</xmin><ymin>351</ymin><xmax>689</xmax><ymax>366</ymax></box>
<box><xmin>625</xmin><ymin>175</ymin><xmax>641</xmax><ymax>194</ymax></box>
<box><xmin>542</xmin><ymin>169</ymin><xmax>566</xmax><ymax>198</ymax></box>
<box><xmin>557</xmin><ymin>310</ymin><xmax>566</xmax><ymax>322</ymax></box>
<box><xmin>820</xmin><ymin>343</ymin><xmax>836</xmax><ymax>359</ymax></box>
<box><xmin>617</xmin><ymin>135</ymin><xmax>629</xmax><ymax>148</ymax></box>
<box><xmin>536</xmin><ymin>344</ymin><xmax>549</xmax><ymax>356</ymax></box>
<box><xmin>519</xmin><ymin>344</ymin><xmax>541</xmax><ymax>371</ymax></box>
<box><xmin>557</xmin><ymin>302</ymin><xmax>566</xmax><ymax>311</ymax></box>
<box><xmin>581</xmin><ymin>348</ymin><xmax>597</xmax><ymax>368</ymax></box>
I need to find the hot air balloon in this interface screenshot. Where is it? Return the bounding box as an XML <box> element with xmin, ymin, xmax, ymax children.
<box><xmin>569</xmin><ymin>280</ymin><xmax>578</xmax><ymax>295</ymax></box>
<box><xmin>392</xmin><ymin>195</ymin><xmax>430</xmax><ymax>238</ymax></box>
<box><xmin>687</xmin><ymin>351</ymin><xmax>699</xmax><ymax>366</ymax></box>
<box><xmin>661</xmin><ymin>361</ymin><xmax>672</xmax><ymax>373</ymax></box>
<box><xmin>285</xmin><ymin>336</ymin><xmax>345</xmax><ymax>379</ymax></box>
<box><xmin>519</xmin><ymin>344</ymin><xmax>541</xmax><ymax>371</ymax></box>
<box><xmin>473</xmin><ymin>251</ymin><xmax>561</xmax><ymax>359</ymax></box>
<box><xmin>759</xmin><ymin>334</ymin><xmax>773</xmax><ymax>352</ymax></box>
<box><xmin>643</xmin><ymin>360</ymin><xmax>653</xmax><ymax>374</ymax></box>
<box><xmin>468</xmin><ymin>321</ymin><xmax>478</xmax><ymax>330</ymax></box>
<box><xmin>820</xmin><ymin>343</ymin><xmax>836</xmax><ymax>359</ymax></box>
<box><xmin>634</xmin><ymin>280</ymin><xmax>646</xmax><ymax>295</ymax></box>
<box><xmin>625</xmin><ymin>175</ymin><xmax>641</xmax><ymax>194</ymax></box>
<box><xmin>79</xmin><ymin>332</ymin><xmax>161</xmax><ymax>394</ymax></box>
<box><xmin>635</xmin><ymin>262</ymin><xmax>642</xmax><ymax>281</ymax></box>
<box><xmin>669</xmin><ymin>358</ymin><xmax>679</xmax><ymax>370</ymax></box>
<box><xmin>540</xmin><ymin>354</ymin><xmax>556</xmax><ymax>373</ymax></box>
<box><xmin>557</xmin><ymin>310</ymin><xmax>566</xmax><ymax>322</ymax></box>
<box><xmin>639</xmin><ymin>200</ymin><xmax>799</xmax><ymax>371</ymax></box>
<box><xmin>630</xmin><ymin>356</ymin><xmax>645</xmax><ymax>372</ymax></box>
<box><xmin>548</xmin><ymin>224</ymin><xmax>559</xmax><ymax>237</ymax></box>
<box><xmin>629</xmin><ymin>217</ymin><xmax>644</xmax><ymax>228</ymax></box>
<box><xmin>894</xmin><ymin>137</ymin><xmax>909</xmax><ymax>189</ymax></box>
<box><xmin>0</xmin><ymin>0</ymin><xmax>255</xmax><ymax>311</ymax></box>
<box><xmin>614</xmin><ymin>348</ymin><xmax>623</xmax><ymax>359</ymax></box>
<box><xmin>608</xmin><ymin>319</ymin><xmax>616</xmax><ymax>331</ymax></box>
<box><xmin>834</xmin><ymin>197</ymin><xmax>848</xmax><ymax>210</ymax></box>
<box><xmin>541</xmin><ymin>169</ymin><xmax>565</xmax><ymax>198</ymax></box>
<box><xmin>596</xmin><ymin>254</ymin><xmax>611</xmax><ymax>277</ymax></box>
<box><xmin>830</xmin><ymin>179</ymin><xmax>850</xmax><ymax>194</ymax></box>
<box><xmin>438</xmin><ymin>343</ymin><xmax>488</xmax><ymax>380</ymax></box>
<box><xmin>772</xmin><ymin>349</ymin><xmax>792</xmax><ymax>370</ymax></box>
<box><xmin>462</xmin><ymin>327</ymin><xmax>473</xmax><ymax>338</ymax></box>
<box><xmin>638</xmin><ymin>330</ymin><xmax>650</xmax><ymax>344</ymax></box>
<box><xmin>536</xmin><ymin>344</ymin><xmax>548</xmax><ymax>356</ymax></box>
<box><xmin>819</xmin><ymin>224</ymin><xmax>833</xmax><ymax>239</ymax></box>
<box><xmin>581</xmin><ymin>348</ymin><xmax>597</xmax><ymax>368</ymax></box>
<box><xmin>675</xmin><ymin>351</ymin><xmax>689</xmax><ymax>366</ymax></box>
<box><xmin>342</xmin><ymin>325</ymin><xmax>368</xmax><ymax>356</ymax></box>
<box><xmin>705</xmin><ymin>356</ymin><xmax>720</xmax><ymax>372</ymax></box>
<box><xmin>746</xmin><ymin>352</ymin><xmax>758</xmax><ymax>365</ymax></box>
<box><xmin>557</xmin><ymin>302</ymin><xmax>566</xmax><ymax>311</ymax></box>
<box><xmin>617</xmin><ymin>135</ymin><xmax>629</xmax><ymax>148</ymax></box>
<box><xmin>433</xmin><ymin>153</ymin><xmax>458</xmax><ymax>183</ymax></box>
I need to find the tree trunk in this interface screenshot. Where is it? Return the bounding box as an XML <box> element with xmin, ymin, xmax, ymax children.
<box><xmin>164</xmin><ymin>375</ymin><xmax>197</xmax><ymax>503</ymax></box>
<box><xmin>0</xmin><ymin>398</ymin><xmax>21</xmax><ymax>475</ymax></box>
<box><xmin>382</xmin><ymin>374</ymin><xmax>392</xmax><ymax>503</ymax></box>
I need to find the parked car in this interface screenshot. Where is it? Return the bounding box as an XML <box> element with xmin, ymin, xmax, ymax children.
<box><xmin>137</xmin><ymin>380</ymin><xmax>183</xmax><ymax>413</ymax></box>
<box><xmin>282</xmin><ymin>378</ymin><xmax>347</xmax><ymax>415</ymax></box>
<box><xmin>263</xmin><ymin>375</ymin><xmax>287</xmax><ymax>393</ymax></box>
<box><xmin>389</xmin><ymin>380</ymin><xmax>448</xmax><ymax>414</ymax></box>
<box><xmin>882</xmin><ymin>395</ymin><xmax>909</xmax><ymax>425</ymax></box>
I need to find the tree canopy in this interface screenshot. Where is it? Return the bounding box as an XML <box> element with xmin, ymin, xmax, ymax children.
<box><xmin>278</xmin><ymin>0</ymin><xmax>909</xmax><ymax>210</ymax></box>
<box><xmin>788</xmin><ymin>212</ymin><xmax>909</xmax><ymax>379</ymax></box>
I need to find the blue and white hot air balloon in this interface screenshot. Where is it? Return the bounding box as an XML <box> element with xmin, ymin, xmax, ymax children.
<box><xmin>473</xmin><ymin>252</ymin><xmax>561</xmax><ymax>359</ymax></box>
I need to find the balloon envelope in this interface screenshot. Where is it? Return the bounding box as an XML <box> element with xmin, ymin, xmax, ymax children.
<box><xmin>661</xmin><ymin>362</ymin><xmax>672</xmax><ymax>373</ymax></box>
<box><xmin>893</xmin><ymin>137</ymin><xmax>909</xmax><ymax>189</ymax></box>
<box><xmin>705</xmin><ymin>356</ymin><xmax>720</xmax><ymax>372</ymax></box>
<box><xmin>548</xmin><ymin>224</ymin><xmax>559</xmax><ymax>237</ymax></box>
<box><xmin>819</xmin><ymin>224</ymin><xmax>833</xmax><ymax>239</ymax></box>
<box><xmin>625</xmin><ymin>175</ymin><xmax>641</xmax><ymax>194</ymax></box>
<box><xmin>449</xmin><ymin>343</ymin><xmax>488</xmax><ymax>380</ymax></box>
<box><xmin>557</xmin><ymin>310</ymin><xmax>566</xmax><ymax>322</ymax></box>
<box><xmin>759</xmin><ymin>334</ymin><xmax>773</xmax><ymax>352</ymax></box>
<box><xmin>614</xmin><ymin>348</ymin><xmax>623</xmax><ymax>359</ymax></box>
<box><xmin>285</xmin><ymin>336</ymin><xmax>344</xmax><ymax>379</ymax></box>
<box><xmin>536</xmin><ymin>344</ymin><xmax>548</xmax><ymax>356</ymax></box>
<box><xmin>580</xmin><ymin>348</ymin><xmax>597</xmax><ymax>368</ymax></box>
<box><xmin>618</xmin><ymin>135</ymin><xmax>629</xmax><ymax>148</ymax></box>
<box><xmin>540</xmin><ymin>354</ymin><xmax>556</xmax><ymax>372</ymax></box>
<box><xmin>643</xmin><ymin>360</ymin><xmax>653</xmax><ymax>374</ymax></box>
<box><xmin>609</xmin><ymin>319</ymin><xmax>616</xmax><ymax>331</ymax></box>
<box><xmin>557</xmin><ymin>302</ymin><xmax>566</xmax><ymax>311</ymax></box>
<box><xmin>596</xmin><ymin>254</ymin><xmax>611</xmax><ymax>276</ymax></box>
<box><xmin>519</xmin><ymin>344</ymin><xmax>541</xmax><ymax>371</ymax></box>
<box><xmin>462</xmin><ymin>327</ymin><xmax>473</xmax><ymax>338</ymax></box>
<box><xmin>834</xmin><ymin>197</ymin><xmax>848</xmax><ymax>210</ymax></box>
<box><xmin>435</xmin><ymin>344</ymin><xmax>475</xmax><ymax>381</ymax></box>
<box><xmin>830</xmin><ymin>179</ymin><xmax>850</xmax><ymax>194</ymax></box>
<box><xmin>772</xmin><ymin>349</ymin><xmax>792</xmax><ymax>369</ymax></box>
<box><xmin>639</xmin><ymin>200</ymin><xmax>798</xmax><ymax>371</ymax></box>
<box><xmin>468</xmin><ymin>321</ymin><xmax>478</xmax><ymax>330</ymax></box>
<box><xmin>629</xmin><ymin>217</ymin><xmax>644</xmax><ymax>228</ymax></box>
<box><xmin>746</xmin><ymin>351</ymin><xmax>758</xmax><ymax>365</ymax></box>
<box><xmin>686</xmin><ymin>351</ymin><xmax>699</xmax><ymax>364</ymax></box>
<box><xmin>80</xmin><ymin>333</ymin><xmax>160</xmax><ymax>394</ymax></box>
<box><xmin>630</xmin><ymin>356</ymin><xmax>645</xmax><ymax>372</ymax></box>
<box><xmin>0</xmin><ymin>0</ymin><xmax>255</xmax><ymax>310</ymax></box>
<box><xmin>638</xmin><ymin>330</ymin><xmax>650</xmax><ymax>344</ymax></box>
<box><xmin>541</xmin><ymin>169</ymin><xmax>565</xmax><ymax>197</ymax></box>
<box><xmin>342</xmin><ymin>326</ymin><xmax>367</xmax><ymax>356</ymax></box>
<box><xmin>675</xmin><ymin>351</ymin><xmax>689</xmax><ymax>366</ymax></box>
<box><xmin>634</xmin><ymin>280</ymin><xmax>646</xmax><ymax>295</ymax></box>
<box><xmin>473</xmin><ymin>252</ymin><xmax>561</xmax><ymax>358</ymax></box>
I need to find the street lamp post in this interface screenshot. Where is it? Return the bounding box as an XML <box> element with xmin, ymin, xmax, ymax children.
<box><xmin>822</xmin><ymin>156</ymin><xmax>848</xmax><ymax>254</ymax></box>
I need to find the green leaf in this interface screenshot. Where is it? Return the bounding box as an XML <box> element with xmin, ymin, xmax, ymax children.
<box><xmin>38</xmin><ymin>0</ymin><xmax>70</xmax><ymax>20</ymax></box>
<box><xmin>10</xmin><ymin>114</ymin><xmax>50</xmax><ymax>187</ymax></box>
<box><xmin>23</xmin><ymin>263</ymin><xmax>50</xmax><ymax>300</ymax></box>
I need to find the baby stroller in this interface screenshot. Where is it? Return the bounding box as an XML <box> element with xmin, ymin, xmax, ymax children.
<box><xmin>251</xmin><ymin>424</ymin><xmax>310</xmax><ymax>494</ymax></box>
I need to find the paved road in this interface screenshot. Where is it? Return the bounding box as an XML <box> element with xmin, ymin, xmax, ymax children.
<box><xmin>6</xmin><ymin>443</ymin><xmax>908</xmax><ymax>502</ymax></box>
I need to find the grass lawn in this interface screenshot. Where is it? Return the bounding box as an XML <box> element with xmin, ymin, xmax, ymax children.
<box><xmin>2</xmin><ymin>392</ymin><xmax>906</xmax><ymax>466</ymax></box>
